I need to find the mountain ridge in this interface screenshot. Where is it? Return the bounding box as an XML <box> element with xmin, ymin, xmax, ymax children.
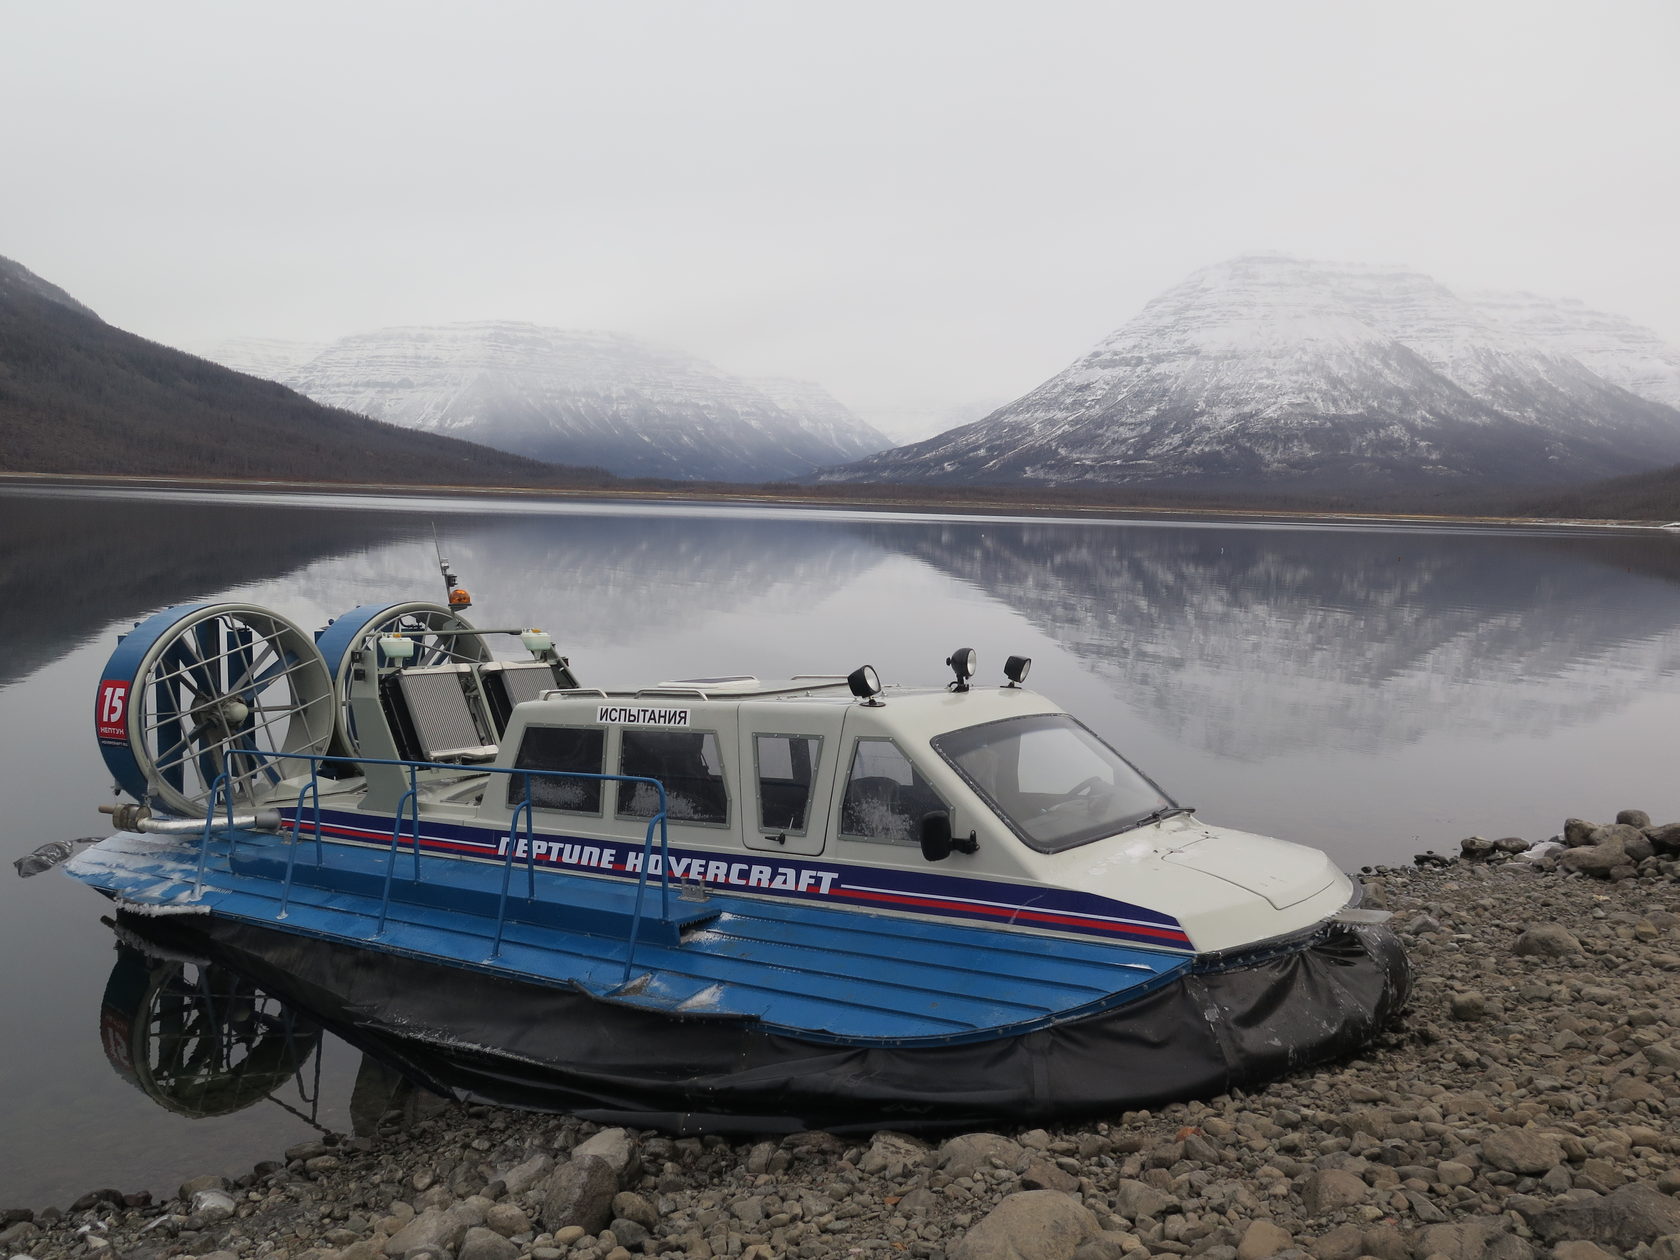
<box><xmin>0</xmin><ymin>255</ymin><xmax>608</xmax><ymax>487</ymax></box>
<box><xmin>198</xmin><ymin>321</ymin><xmax>890</xmax><ymax>482</ymax></box>
<box><xmin>819</xmin><ymin>255</ymin><xmax>1680</xmax><ymax>491</ymax></box>
<box><xmin>1469</xmin><ymin>290</ymin><xmax>1680</xmax><ymax>411</ymax></box>
<box><xmin>0</xmin><ymin>255</ymin><xmax>101</xmax><ymax>320</ymax></box>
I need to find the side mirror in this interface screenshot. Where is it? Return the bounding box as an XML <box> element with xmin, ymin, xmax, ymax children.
<box><xmin>920</xmin><ymin>811</ymin><xmax>978</xmax><ymax>862</ymax></box>
<box><xmin>920</xmin><ymin>811</ymin><xmax>953</xmax><ymax>862</ymax></box>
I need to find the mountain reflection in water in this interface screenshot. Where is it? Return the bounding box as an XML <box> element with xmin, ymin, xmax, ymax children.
<box><xmin>6</xmin><ymin>487</ymin><xmax>1678</xmax><ymax>782</ymax></box>
<box><xmin>861</xmin><ymin>520</ymin><xmax>1680</xmax><ymax>761</ymax></box>
<box><xmin>4</xmin><ymin>488</ymin><xmax>1677</xmax><ymax>772</ymax></box>
<box><xmin>0</xmin><ymin>490</ymin><xmax>425</xmax><ymax>688</ymax></box>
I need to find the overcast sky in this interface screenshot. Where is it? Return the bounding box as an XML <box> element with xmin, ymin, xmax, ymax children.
<box><xmin>4</xmin><ymin>1</ymin><xmax>1677</xmax><ymax>436</ymax></box>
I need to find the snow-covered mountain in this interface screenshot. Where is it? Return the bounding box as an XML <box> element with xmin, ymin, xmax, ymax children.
<box><xmin>201</xmin><ymin>322</ymin><xmax>888</xmax><ymax>482</ymax></box>
<box><xmin>190</xmin><ymin>337</ymin><xmax>328</xmax><ymax>381</ymax></box>
<box><xmin>822</xmin><ymin>256</ymin><xmax>1680</xmax><ymax>489</ymax></box>
<box><xmin>1470</xmin><ymin>291</ymin><xmax>1680</xmax><ymax>412</ymax></box>
<box><xmin>745</xmin><ymin>377</ymin><xmax>891</xmax><ymax>464</ymax></box>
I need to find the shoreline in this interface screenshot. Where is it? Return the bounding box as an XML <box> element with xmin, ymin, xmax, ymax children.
<box><xmin>6</xmin><ymin>818</ymin><xmax>1679</xmax><ymax>1259</ymax></box>
<box><xmin>0</xmin><ymin>470</ymin><xmax>1670</xmax><ymax>533</ymax></box>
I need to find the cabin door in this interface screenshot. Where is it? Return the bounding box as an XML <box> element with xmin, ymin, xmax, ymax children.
<box><xmin>736</xmin><ymin>702</ymin><xmax>841</xmax><ymax>857</ymax></box>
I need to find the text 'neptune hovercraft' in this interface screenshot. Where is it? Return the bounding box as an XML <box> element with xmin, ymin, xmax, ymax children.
<box><xmin>65</xmin><ymin>597</ymin><xmax>1409</xmax><ymax>1130</ymax></box>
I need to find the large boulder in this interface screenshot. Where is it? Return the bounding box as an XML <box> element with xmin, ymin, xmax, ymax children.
<box><xmin>382</xmin><ymin>1208</ymin><xmax>471</xmax><ymax>1260</ymax></box>
<box><xmin>1562</xmin><ymin>818</ymin><xmax>1602</xmax><ymax>847</ymax></box>
<box><xmin>455</xmin><ymin>1227</ymin><xmax>519</xmax><ymax>1260</ymax></box>
<box><xmin>949</xmin><ymin>1190</ymin><xmax>1100</xmax><ymax>1260</ymax></box>
<box><xmin>1559</xmin><ymin>840</ymin><xmax>1632</xmax><ymax>879</ymax></box>
<box><xmin>481</xmin><ymin>1204</ymin><xmax>530</xmax><ymax>1239</ymax></box>
<box><xmin>571</xmin><ymin>1129</ymin><xmax>638</xmax><ymax>1180</ymax></box>
<box><xmin>610</xmin><ymin>1192</ymin><xmax>658</xmax><ymax>1232</ymax></box>
<box><xmin>1617</xmin><ymin>809</ymin><xmax>1653</xmax><ymax>828</ymax></box>
<box><xmin>859</xmin><ymin>1130</ymin><xmax>931</xmax><ymax>1178</ymax></box>
<box><xmin>1623</xmin><ymin>833</ymin><xmax>1656</xmax><ymax>862</ymax></box>
<box><xmin>1300</xmin><ymin>1170</ymin><xmax>1367</xmax><ymax>1216</ymax></box>
<box><xmin>1481</xmin><ymin>1129</ymin><xmax>1565</xmax><ymax>1176</ymax></box>
<box><xmin>1414</xmin><ymin>1218</ymin><xmax>1534</xmax><ymax>1260</ymax></box>
<box><xmin>1589</xmin><ymin>822</ymin><xmax>1647</xmax><ymax>851</ymax></box>
<box><xmin>1236</xmin><ymin>1219</ymin><xmax>1292</xmax><ymax>1260</ymax></box>
<box><xmin>1526</xmin><ymin>1184</ymin><xmax>1680</xmax><ymax>1250</ymax></box>
<box><xmin>1646</xmin><ymin>823</ymin><xmax>1680</xmax><ymax>856</ymax></box>
<box><xmin>1551</xmin><ymin>1242</ymin><xmax>1619</xmax><ymax>1260</ymax></box>
<box><xmin>1110</xmin><ymin>1178</ymin><xmax>1173</xmax><ymax>1221</ymax></box>
<box><xmin>495</xmin><ymin>1154</ymin><xmax>553</xmax><ymax>1197</ymax></box>
<box><xmin>1304</xmin><ymin>1223</ymin><xmax>1365</xmax><ymax>1260</ymax></box>
<box><xmin>1354</xmin><ymin>1224</ymin><xmax>1412</xmax><ymax>1260</ymax></box>
<box><xmin>1460</xmin><ymin>835</ymin><xmax>1497</xmax><ymax>862</ymax></box>
<box><xmin>190</xmin><ymin>1189</ymin><xmax>237</xmax><ymax>1223</ymax></box>
<box><xmin>1645</xmin><ymin>1041</ymin><xmax>1680</xmax><ymax>1073</ymax></box>
<box><xmin>538</xmin><ymin>1156</ymin><xmax>618</xmax><ymax>1235</ymax></box>
<box><xmin>1513</xmin><ymin>924</ymin><xmax>1581</xmax><ymax>957</ymax></box>
<box><xmin>179</xmin><ymin>1174</ymin><xmax>230</xmax><ymax>1202</ymax></box>
<box><xmin>938</xmin><ymin>1133</ymin><xmax>1028</xmax><ymax>1179</ymax></box>
<box><xmin>1020</xmin><ymin>1159</ymin><xmax>1079</xmax><ymax>1193</ymax></box>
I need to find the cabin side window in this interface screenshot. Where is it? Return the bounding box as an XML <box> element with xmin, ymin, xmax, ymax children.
<box><xmin>617</xmin><ymin>729</ymin><xmax>729</xmax><ymax>826</ymax></box>
<box><xmin>839</xmin><ymin>738</ymin><xmax>946</xmax><ymax>845</ymax></box>
<box><xmin>506</xmin><ymin>726</ymin><xmax>605</xmax><ymax>815</ymax></box>
<box><xmin>754</xmin><ymin>734</ymin><xmax>821</xmax><ymax>835</ymax></box>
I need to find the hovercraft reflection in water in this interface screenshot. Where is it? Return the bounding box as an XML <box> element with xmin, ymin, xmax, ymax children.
<box><xmin>62</xmin><ymin>596</ymin><xmax>1410</xmax><ymax>1130</ymax></box>
<box><xmin>99</xmin><ymin>922</ymin><xmax>449</xmax><ymax>1134</ymax></box>
<box><xmin>99</xmin><ymin>929</ymin><xmax>324</xmax><ymax>1122</ymax></box>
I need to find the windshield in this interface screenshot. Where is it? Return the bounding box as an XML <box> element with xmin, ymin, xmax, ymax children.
<box><xmin>931</xmin><ymin>714</ymin><xmax>1176</xmax><ymax>853</ymax></box>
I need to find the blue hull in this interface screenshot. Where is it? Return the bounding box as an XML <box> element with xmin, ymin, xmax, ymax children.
<box><xmin>69</xmin><ymin>826</ymin><xmax>1410</xmax><ymax>1127</ymax></box>
<box><xmin>68</xmin><ymin>827</ymin><xmax>1192</xmax><ymax>1046</ymax></box>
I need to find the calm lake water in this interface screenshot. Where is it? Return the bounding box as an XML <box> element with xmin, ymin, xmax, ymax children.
<box><xmin>3</xmin><ymin>486</ymin><xmax>1679</xmax><ymax>1206</ymax></box>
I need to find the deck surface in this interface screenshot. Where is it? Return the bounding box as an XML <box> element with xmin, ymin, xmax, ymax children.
<box><xmin>66</xmin><ymin>829</ymin><xmax>1191</xmax><ymax>1046</ymax></box>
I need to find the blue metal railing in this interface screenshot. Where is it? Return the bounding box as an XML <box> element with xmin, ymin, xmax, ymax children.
<box><xmin>277</xmin><ymin>772</ymin><xmax>325</xmax><ymax>917</ymax></box>
<box><xmin>192</xmin><ymin>773</ymin><xmax>241</xmax><ymax>894</ymax></box>
<box><xmin>375</xmin><ymin>763</ymin><xmax>425</xmax><ymax>937</ymax></box>
<box><xmin>492</xmin><ymin>794</ymin><xmax>539</xmax><ymax>959</ymax></box>
<box><xmin>180</xmin><ymin>749</ymin><xmax>672</xmax><ymax>984</ymax></box>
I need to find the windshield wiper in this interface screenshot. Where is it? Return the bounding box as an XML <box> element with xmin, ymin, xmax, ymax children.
<box><xmin>1120</xmin><ymin>804</ymin><xmax>1195</xmax><ymax>833</ymax></box>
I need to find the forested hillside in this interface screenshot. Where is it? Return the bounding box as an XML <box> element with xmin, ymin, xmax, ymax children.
<box><xmin>0</xmin><ymin>255</ymin><xmax>611</xmax><ymax>486</ymax></box>
<box><xmin>1508</xmin><ymin>463</ymin><xmax>1680</xmax><ymax>522</ymax></box>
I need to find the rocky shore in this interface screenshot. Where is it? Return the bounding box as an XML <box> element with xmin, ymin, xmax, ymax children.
<box><xmin>6</xmin><ymin>812</ymin><xmax>1680</xmax><ymax>1260</ymax></box>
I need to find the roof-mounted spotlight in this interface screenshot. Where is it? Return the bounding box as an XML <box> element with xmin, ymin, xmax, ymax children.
<box><xmin>946</xmin><ymin>647</ymin><xmax>977</xmax><ymax>693</ymax></box>
<box><xmin>847</xmin><ymin>664</ymin><xmax>883</xmax><ymax>706</ymax></box>
<box><xmin>1003</xmin><ymin>655</ymin><xmax>1032</xmax><ymax>688</ymax></box>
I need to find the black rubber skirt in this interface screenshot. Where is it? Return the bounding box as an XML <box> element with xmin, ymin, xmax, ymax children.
<box><xmin>120</xmin><ymin>913</ymin><xmax>1410</xmax><ymax>1133</ymax></box>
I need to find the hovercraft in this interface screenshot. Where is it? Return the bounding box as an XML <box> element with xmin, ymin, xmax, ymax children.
<box><xmin>65</xmin><ymin>594</ymin><xmax>1408</xmax><ymax>1130</ymax></box>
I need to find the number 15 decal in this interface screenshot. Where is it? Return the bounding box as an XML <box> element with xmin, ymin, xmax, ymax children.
<box><xmin>96</xmin><ymin>680</ymin><xmax>130</xmax><ymax>741</ymax></box>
